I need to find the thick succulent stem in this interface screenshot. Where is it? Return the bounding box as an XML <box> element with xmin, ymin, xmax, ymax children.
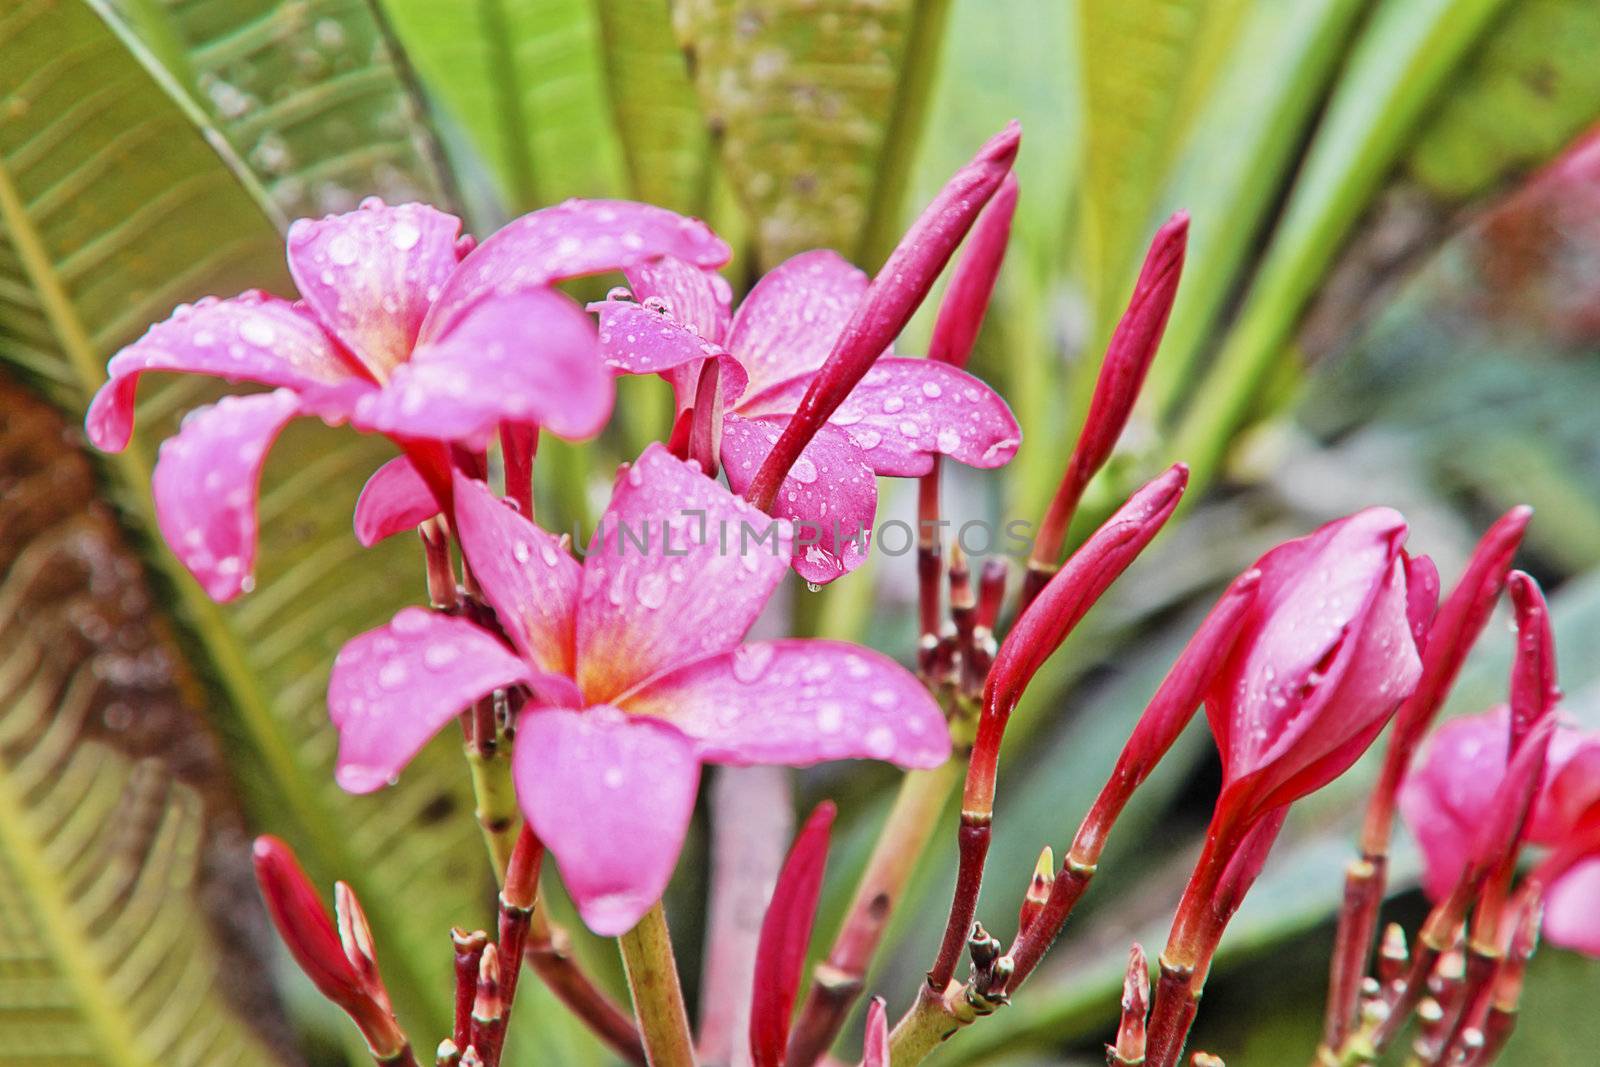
<box><xmin>619</xmin><ymin>902</ymin><xmax>696</xmax><ymax>1067</ymax></box>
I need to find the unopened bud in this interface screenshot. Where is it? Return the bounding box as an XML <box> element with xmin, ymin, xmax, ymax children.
<box><xmin>1378</xmin><ymin>923</ymin><xmax>1409</xmax><ymax>987</ymax></box>
<box><xmin>1017</xmin><ymin>847</ymin><xmax>1054</xmax><ymax>936</ymax></box>
<box><xmin>473</xmin><ymin>944</ymin><xmax>504</xmax><ymax>1025</ymax></box>
<box><xmin>436</xmin><ymin>1039</ymin><xmax>461</xmax><ymax>1067</ymax></box>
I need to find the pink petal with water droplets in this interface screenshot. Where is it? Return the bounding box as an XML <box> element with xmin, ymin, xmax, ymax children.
<box><xmin>87</xmin><ymin>292</ymin><xmax>356</xmax><ymax>452</ymax></box>
<box><xmin>286</xmin><ymin>201</ymin><xmax>464</xmax><ymax>378</ymax></box>
<box><xmin>591</xmin><ymin>298</ymin><xmax>747</xmax><ymax>407</ymax></box>
<box><xmin>739</xmin><ymin>358</ymin><xmax>1020</xmax><ymax>477</ymax></box>
<box><xmin>453</xmin><ymin>471</ymin><xmax>581</xmax><ymax>676</ymax></box>
<box><xmin>620</xmin><ymin>639</ymin><xmax>949</xmax><ymax>769</ymax></box>
<box><xmin>513</xmin><ymin>706</ymin><xmax>701</xmax><ymax>936</ymax></box>
<box><xmin>421</xmin><ymin>199</ymin><xmax>730</xmax><ymax>341</ymax></box>
<box><xmin>1544</xmin><ymin>859</ymin><xmax>1600</xmax><ymax>957</ymax></box>
<box><xmin>721</xmin><ymin>415</ymin><xmax>875</xmax><ymax>586</ymax></box>
<box><xmin>724</xmin><ymin>250</ymin><xmax>872</xmax><ymax>396</ymax></box>
<box><xmin>355</xmin><ymin>287</ymin><xmax>613</xmax><ymax>445</ymax></box>
<box><xmin>353</xmin><ymin>456</ymin><xmax>439</xmax><ymax>546</ymax></box>
<box><xmin>330</xmin><ymin>608</ymin><xmax>533</xmax><ymax>793</ymax></box>
<box><xmin>624</xmin><ymin>255</ymin><xmax>733</xmax><ymax>341</ymax></box>
<box><xmin>151</xmin><ymin>389</ymin><xmax>302</xmax><ymax>602</ymax></box>
<box><xmin>576</xmin><ymin>443</ymin><xmax>791</xmax><ymax>701</ymax></box>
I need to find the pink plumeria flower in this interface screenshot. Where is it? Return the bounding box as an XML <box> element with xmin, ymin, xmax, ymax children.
<box><xmin>86</xmin><ymin>197</ymin><xmax>729</xmax><ymax>600</ymax></box>
<box><xmin>593</xmin><ymin>251</ymin><xmax>1021</xmax><ymax>584</ymax></box>
<box><xmin>327</xmin><ymin>444</ymin><xmax>949</xmax><ymax>935</ymax></box>
<box><xmin>1402</xmin><ymin>707</ymin><xmax>1600</xmax><ymax>956</ymax></box>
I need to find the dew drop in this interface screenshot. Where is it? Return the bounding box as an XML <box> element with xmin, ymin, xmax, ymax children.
<box><xmin>513</xmin><ymin>541</ymin><xmax>532</xmax><ymax>563</ymax></box>
<box><xmin>328</xmin><ymin>234</ymin><xmax>359</xmax><ymax>266</ymax></box>
<box><xmin>423</xmin><ymin>643</ymin><xmax>459</xmax><ymax>669</ymax></box>
<box><xmin>921</xmin><ymin>381</ymin><xmax>943</xmax><ymax>399</ymax></box>
<box><xmin>239</xmin><ymin>318</ymin><xmax>276</xmax><ymax>346</ymax></box>
<box><xmin>378</xmin><ymin>660</ymin><xmax>409</xmax><ymax>689</ymax></box>
<box><xmin>636</xmin><ymin>573</ymin><xmax>669</xmax><ymax>609</ymax></box>
<box><xmin>732</xmin><ymin>643</ymin><xmax>775</xmax><ymax>683</ymax></box>
<box><xmin>882</xmin><ymin>396</ymin><xmax>905</xmax><ymax>414</ymax></box>
<box><xmin>390</xmin><ymin>220</ymin><xmax>421</xmax><ymax>251</ymax></box>
<box><xmin>790</xmin><ymin>456</ymin><xmax>818</xmax><ymax>484</ymax></box>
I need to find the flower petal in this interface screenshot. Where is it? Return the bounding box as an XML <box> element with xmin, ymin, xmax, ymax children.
<box><xmin>861</xmin><ymin>998</ymin><xmax>889</xmax><ymax>1067</ymax></box>
<box><xmin>619</xmin><ymin>639</ymin><xmax>950</xmax><ymax>769</ymax></box>
<box><xmin>591</xmin><ymin>297</ymin><xmax>748</xmax><ymax>408</ymax></box>
<box><xmin>329</xmin><ymin>608</ymin><xmax>534</xmax><ymax>793</ymax></box>
<box><xmin>151</xmin><ymin>389</ymin><xmax>303</xmax><ymax>601</ymax></box>
<box><xmin>1544</xmin><ymin>859</ymin><xmax>1600</xmax><ymax>957</ymax></box>
<box><xmin>721</xmin><ymin>415</ymin><xmax>876</xmax><ymax>586</ymax></box>
<box><xmin>513</xmin><ymin>706</ymin><xmax>701</xmax><ymax>936</ymax></box>
<box><xmin>453</xmin><ymin>470</ymin><xmax>580</xmax><ymax>676</ymax></box>
<box><xmin>355</xmin><ymin>287</ymin><xmax>613</xmax><ymax>444</ymax></box>
<box><xmin>286</xmin><ymin>201</ymin><xmax>464</xmax><ymax>378</ymax></box>
<box><xmin>577</xmin><ymin>443</ymin><xmax>791</xmax><ymax>701</ymax></box>
<box><xmin>422</xmin><ymin>199</ymin><xmax>730</xmax><ymax>341</ymax></box>
<box><xmin>624</xmin><ymin>255</ymin><xmax>733</xmax><ymax>341</ymax></box>
<box><xmin>353</xmin><ymin>456</ymin><xmax>439</xmax><ymax>546</ymax></box>
<box><xmin>87</xmin><ymin>292</ymin><xmax>355</xmax><ymax>452</ymax></box>
<box><xmin>739</xmin><ymin>358</ymin><xmax>1020</xmax><ymax>477</ymax></box>
<box><xmin>725</xmin><ymin>250</ymin><xmax>871</xmax><ymax>396</ymax></box>
<box><xmin>1399</xmin><ymin>708</ymin><xmax>1510</xmax><ymax>901</ymax></box>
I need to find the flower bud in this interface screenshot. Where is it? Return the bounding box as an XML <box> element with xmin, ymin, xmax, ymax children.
<box><xmin>750</xmin><ymin>802</ymin><xmax>835</xmax><ymax>1067</ymax></box>
<box><xmin>928</xmin><ymin>174</ymin><xmax>1019</xmax><ymax>369</ymax></box>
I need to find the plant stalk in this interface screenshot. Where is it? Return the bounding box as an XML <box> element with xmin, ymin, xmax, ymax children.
<box><xmin>619</xmin><ymin>903</ymin><xmax>696</xmax><ymax>1067</ymax></box>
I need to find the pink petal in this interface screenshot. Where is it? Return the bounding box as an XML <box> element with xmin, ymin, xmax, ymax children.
<box><xmin>286</xmin><ymin>200</ymin><xmax>464</xmax><ymax>378</ymax></box>
<box><xmin>721</xmin><ymin>415</ymin><xmax>875</xmax><ymax>586</ymax></box>
<box><xmin>591</xmin><ymin>297</ymin><xmax>748</xmax><ymax>407</ymax></box>
<box><xmin>355</xmin><ymin>287</ymin><xmax>613</xmax><ymax>445</ymax></box>
<box><xmin>1544</xmin><ymin>859</ymin><xmax>1600</xmax><ymax>957</ymax></box>
<box><xmin>151</xmin><ymin>389</ymin><xmax>302</xmax><ymax>602</ymax></box>
<box><xmin>861</xmin><ymin>998</ymin><xmax>889</xmax><ymax>1067</ymax></box>
<box><xmin>624</xmin><ymin>255</ymin><xmax>733</xmax><ymax>342</ymax></box>
<box><xmin>724</xmin><ymin>250</ymin><xmax>871</xmax><ymax>398</ymax></box>
<box><xmin>422</xmin><ymin>199</ymin><xmax>730</xmax><ymax>342</ymax></box>
<box><xmin>329</xmin><ymin>608</ymin><xmax>534</xmax><ymax>793</ymax></box>
<box><xmin>739</xmin><ymin>358</ymin><xmax>1020</xmax><ymax>477</ymax></box>
<box><xmin>87</xmin><ymin>292</ymin><xmax>356</xmax><ymax>452</ymax></box>
<box><xmin>353</xmin><ymin>456</ymin><xmax>439</xmax><ymax>546</ymax></box>
<box><xmin>577</xmin><ymin>443</ymin><xmax>791</xmax><ymax>701</ymax></box>
<box><xmin>619</xmin><ymin>639</ymin><xmax>950</xmax><ymax>769</ymax></box>
<box><xmin>513</xmin><ymin>706</ymin><xmax>701</xmax><ymax>936</ymax></box>
<box><xmin>1399</xmin><ymin>708</ymin><xmax>1511</xmax><ymax>901</ymax></box>
<box><xmin>452</xmin><ymin>471</ymin><xmax>581</xmax><ymax>676</ymax></box>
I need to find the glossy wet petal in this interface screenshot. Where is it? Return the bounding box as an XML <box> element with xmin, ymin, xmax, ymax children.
<box><xmin>87</xmin><ymin>292</ymin><xmax>355</xmax><ymax>452</ymax></box>
<box><xmin>355</xmin><ymin>287</ymin><xmax>612</xmax><ymax>445</ymax></box>
<box><xmin>721</xmin><ymin>415</ymin><xmax>875</xmax><ymax>586</ymax></box>
<box><xmin>286</xmin><ymin>200</ymin><xmax>464</xmax><ymax>378</ymax></box>
<box><xmin>422</xmin><ymin>199</ymin><xmax>730</xmax><ymax>341</ymax></box>
<box><xmin>624</xmin><ymin>255</ymin><xmax>733</xmax><ymax>341</ymax></box>
<box><xmin>576</xmin><ymin>443</ymin><xmax>791</xmax><ymax>701</ymax></box>
<box><xmin>453</xmin><ymin>470</ymin><xmax>580</xmax><ymax>676</ymax></box>
<box><xmin>151</xmin><ymin>389</ymin><xmax>303</xmax><ymax>602</ymax></box>
<box><xmin>738</xmin><ymin>358</ymin><xmax>1020</xmax><ymax>477</ymax></box>
<box><xmin>724</xmin><ymin>250</ymin><xmax>871</xmax><ymax>397</ymax></box>
<box><xmin>591</xmin><ymin>297</ymin><xmax>747</xmax><ymax>407</ymax></box>
<box><xmin>513</xmin><ymin>706</ymin><xmax>701</xmax><ymax>936</ymax></box>
<box><xmin>620</xmin><ymin>639</ymin><xmax>949</xmax><ymax>769</ymax></box>
<box><xmin>353</xmin><ymin>456</ymin><xmax>439</xmax><ymax>546</ymax></box>
<box><xmin>1400</xmin><ymin>708</ymin><xmax>1511</xmax><ymax>900</ymax></box>
<box><xmin>329</xmin><ymin>608</ymin><xmax>534</xmax><ymax>793</ymax></box>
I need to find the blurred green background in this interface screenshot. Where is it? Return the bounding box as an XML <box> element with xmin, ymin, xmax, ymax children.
<box><xmin>2</xmin><ymin>0</ymin><xmax>1600</xmax><ymax>1064</ymax></box>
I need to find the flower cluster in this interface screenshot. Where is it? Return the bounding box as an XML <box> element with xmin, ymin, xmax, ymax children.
<box><xmin>89</xmin><ymin>118</ymin><xmax>1587</xmax><ymax>1067</ymax></box>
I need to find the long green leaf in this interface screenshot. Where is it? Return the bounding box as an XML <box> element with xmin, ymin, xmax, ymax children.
<box><xmin>0</xmin><ymin>371</ymin><xmax>289</xmax><ymax>1067</ymax></box>
<box><xmin>113</xmin><ymin>0</ymin><xmax>452</xmax><ymax>218</ymax></box>
<box><xmin>378</xmin><ymin>0</ymin><xmax>623</xmax><ymax>215</ymax></box>
<box><xmin>674</xmin><ymin>0</ymin><xmax>951</xmax><ymax>268</ymax></box>
<box><xmin>0</xmin><ymin>0</ymin><xmax>493</xmax><ymax>1045</ymax></box>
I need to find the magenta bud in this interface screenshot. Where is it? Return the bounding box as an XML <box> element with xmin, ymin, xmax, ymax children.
<box><xmin>928</xmin><ymin>173</ymin><xmax>1020</xmax><ymax>369</ymax></box>
<box><xmin>1507</xmin><ymin>571</ymin><xmax>1559</xmax><ymax>752</ymax></box>
<box><xmin>750</xmin><ymin>802</ymin><xmax>836</xmax><ymax>1067</ymax></box>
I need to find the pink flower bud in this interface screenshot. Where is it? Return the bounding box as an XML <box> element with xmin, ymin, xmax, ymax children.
<box><xmin>746</xmin><ymin>122</ymin><xmax>1021</xmax><ymax>509</ymax></box>
<box><xmin>749</xmin><ymin>802</ymin><xmax>835</xmax><ymax>1067</ymax></box>
<box><xmin>928</xmin><ymin>173</ymin><xmax>1019</xmax><ymax>368</ymax></box>
<box><xmin>1206</xmin><ymin>508</ymin><xmax>1431</xmax><ymax>829</ymax></box>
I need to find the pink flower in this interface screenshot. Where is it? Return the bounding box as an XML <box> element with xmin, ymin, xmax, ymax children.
<box><xmin>327</xmin><ymin>444</ymin><xmax>948</xmax><ymax>934</ymax></box>
<box><xmin>86</xmin><ymin>198</ymin><xmax>729</xmax><ymax>600</ymax></box>
<box><xmin>1402</xmin><ymin>708</ymin><xmax>1600</xmax><ymax>956</ymax></box>
<box><xmin>595</xmin><ymin>250</ymin><xmax>1020</xmax><ymax>583</ymax></box>
<box><xmin>1206</xmin><ymin>508</ymin><xmax>1433</xmax><ymax>831</ymax></box>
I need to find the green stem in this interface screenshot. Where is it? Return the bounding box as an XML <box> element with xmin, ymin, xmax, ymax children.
<box><xmin>887</xmin><ymin>982</ymin><xmax>969</xmax><ymax>1066</ymax></box>
<box><xmin>465</xmin><ymin>731</ymin><xmax>521</xmax><ymax>882</ymax></box>
<box><xmin>618</xmin><ymin>903</ymin><xmax>696</xmax><ymax>1067</ymax></box>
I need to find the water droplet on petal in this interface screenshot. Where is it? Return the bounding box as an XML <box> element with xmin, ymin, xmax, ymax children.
<box><xmin>328</xmin><ymin>234</ymin><xmax>359</xmax><ymax>265</ymax></box>
<box><xmin>423</xmin><ymin>643</ymin><xmax>459</xmax><ymax>669</ymax></box>
<box><xmin>378</xmin><ymin>660</ymin><xmax>409</xmax><ymax>690</ymax></box>
<box><xmin>391</xmin><ymin>220</ymin><xmax>421</xmax><ymax>251</ymax></box>
<box><xmin>790</xmin><ymin>456</ymin><xmax>818</xmax><ymax>484</ymax></box>
<box><xmin>636</xmin><ymin>573</ymin><xmax>668</xmax><ymax>609</ymax></box>
<box><xmin>921</xmin><ymin>381</ymin><xmax>943</xmax><ymax>398</ymax></box>
<box><xmin>882</xmin><ymin>396</ymin><xmax>905</xmax><ymax>414</ymax></box>
<box><xmin>513</xmin><ymin>541</ymin><xmax>532</xmax><ymax>563</ymax></box>
<box><xmin>240</xmin><ymin>318</ymin><xmax>275</xmax><ymax>346</ymax></box>
<box><xmin>732</xmin><ymin>643</ymin><xmax>775</xmax><ymax>683</ymax></box>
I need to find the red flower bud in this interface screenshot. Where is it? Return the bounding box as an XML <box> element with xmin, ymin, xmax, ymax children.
<box><xmin>1508</xmin><ymin>571</ymin><xmax>1560</xmax><ymax>751</ymax></box>
<box><xmin>928</xmin><ymin>174</ymin><xmax>1019</xmax><ymax>369</ymax></box>
<box><xmin>860</xmin><ymin>996</ymin><xmax>889</xmax><ymax>1067</ymax></box>
<box><xmin>747</xmin><ymin>122</ymin><xmax>1021</xmax><ymax>509</ymax></box>
<box><xmin>1207</xmin><ymin>508</ymin><xmax>1430</xmax><ymax>830</ymax></box>
<box><xmin>750</xmin><ymin>802</ymin><xmax>836</xmax><ymax>1067</ymax></box>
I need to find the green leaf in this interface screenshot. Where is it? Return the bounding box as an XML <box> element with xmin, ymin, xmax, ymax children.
<box><xmin>674</xmin><ymin>0</ymin><xmax>952</xmax><ymax>268</ymax></box>
<box><xmin>0</xmin><ymin>371</ymin><xmax>289</xmax><ymax>1067</ymax></box>
<box><xmin>113</xmin><ymin>0</ymin><xmax>453</xmax><ymax>218</ymax></box>
<box><xmin>0</xmin><ymin>0</ymin><xmax>493</xmax><ymax>1045</ymax></box>
<box><xmin>1166</xmin><ymin>0</ymin><xmax>1515</xmax><ymax>496</ymax></box>
<box><xmin>378</xmin><ymin>0</ymin><xmax>624</xmax><ymax>214</ymax></box>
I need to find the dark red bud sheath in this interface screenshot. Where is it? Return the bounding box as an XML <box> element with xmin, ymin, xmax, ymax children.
<box><xmin>1027</xmin><ymin>211</ymin><xmax>1189</xmax><ymax>594</ymax></box>
<box><xmin>1507</xmin><ymin>571</ymin><xmax>1559</xmax><ymax>753</ymax></box>
<box><xmin>746</xmin><ymin>122</ymin><xmax>1021</xmax><ymax>510</ymax></box>
<box><xmin>1363</xmin><ymin>507</ymin><xmax>1532</xmax><ymax>855</ymax></box>
<box><xmin>860</xmin><ymin>996</ymin><xmax>889</xmax><ymax>1067</ymax></box>
<box><xmin>253</xmin><ymin>836</ymin><xmax>408</xmax><ymax>1059</ymax></box>
<box><xmin>1108</xmin><ymin>943</ymin><xmax>1150</xmax><ymax>1066</ymax></box>
<box><xmin>928</xmin><ymin>173</ymin><xmax>1019</xmax><ymax>368</ymax></box>
<box><xmin>452</xmin><ymin>929</ymin><xmax>488</xmax><ymax>1051</ymax></box>
<box><xmin>749</xmin><ymin>802</ymin><xmax>836</xmax><ymax>1067</ymax></box>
